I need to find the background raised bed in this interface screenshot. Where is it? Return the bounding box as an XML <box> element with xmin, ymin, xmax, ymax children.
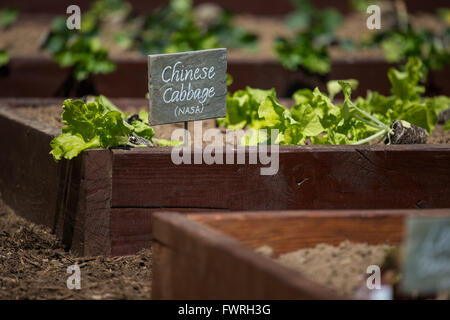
<box><xmin>1</xmin><ymin>0</ymin><xmax>447</xmax><ymax>16</ymax></box>
<box><xmin>3</xmin><ymin>56</ymin><xmax>449</xmax><ymax>98</ymax></box>
<box><xmin>152</xmin><ymin>209</ymin><xmax>450</xmax><ymax>299</ymax></box>
<box><xmin>1</xmin><ymin>1</ymin><xmax>450</xmax><ymax>98</ymax></box>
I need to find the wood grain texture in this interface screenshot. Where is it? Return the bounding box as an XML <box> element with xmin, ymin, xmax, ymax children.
<box><xmin>0</xmin><ymin>57</ymin><xmax>69</xmax><ymax>97</ymax></box>
<box><xmin>152</xmin><ymin>212</ymin><xmax>341</xmax><ymax>300</ymax></box>
<box><xmin>0</xmin><ymin>106</ymin><xmax>91</xmax><ymax>254</ymax></box>
<box><xmin>152</xmin><ymin>209</ymin><xmax>450</xmax><ymax>299</ymax></box>
<box><xmin>110</xmin><ymin>208</ymin><xmax>153</xmax><ymax>257</ymax></box>
<box><xmin>3</xmin><ymin>57</ymin><xmax>450</xmax><ymax>98</ymax></box>
<box><xmin>112</xmin><ymin>145</ymin><xmax>450</xmax><ymax>210</ymax></box>
<box><xmin>190</xmin><ymin>210</ymin><xmax>450</xmax><ymax>254</ymax></box>
<box><xmin>77</xmin><ymin>149</ymin><xmax>113</xmax><ymax>256</ymax></box>
<box><xmin>110</xmin><ymin>207</ymin><xmax>229</xmax><ymax>256</ymax></box>
<box><xmin>0</xmin><ymin>106</ymin><xmax>61</xmax><ymax>228</ymax></box>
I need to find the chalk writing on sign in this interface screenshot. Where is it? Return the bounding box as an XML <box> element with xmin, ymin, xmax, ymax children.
<box><xmin>147</xmin><ymin>48</ymin><xmax>227</xmax><ymax>125</ymax></box>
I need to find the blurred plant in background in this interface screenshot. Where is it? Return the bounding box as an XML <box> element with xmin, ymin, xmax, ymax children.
<box><xmin>41</xmin><ymin>0</ymin><xmax>127</xmax><ymax>95</ymax></box>
<box><xmin>274</xmin><ymin>0</ymin><xmax>349</xmax><ymax>75</ymax></box>
<box><xmin>40</xmin><ymin>0</ymin><xmax>257</xmax><ymax>95</ymax></box>
<box><xmin>219</xmin><ymin>58</ymin><xmax>450</xmax><ymax>146</ymax></box>
<box><xmin>356</xmin><ymin>0</ymin><xmax>450</xmax><ymax>71</ymax></box>
<box><xmin>0</xmin><ymin>7</ymin><xmax>18</xmax><ymax>67</ymax></box>
<box><xmin>115</xmin><ymin>0</ymin><xmax>258</xmax><ymax>54</ymax></box>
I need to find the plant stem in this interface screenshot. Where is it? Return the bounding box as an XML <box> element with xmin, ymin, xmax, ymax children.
<box><xmin>348</xmin><ymin>100</ymin><xmax>393</xmax><ymax>134</ymax></box>
<box><xmin>352</xmin><ymin>129</ymin><xmax>388</xmax><ymax>145</ymax></box>
<box><xmin>354</xmin><ymin>113</ymin><xmax>385</xmax><ymax>130</ymax></box>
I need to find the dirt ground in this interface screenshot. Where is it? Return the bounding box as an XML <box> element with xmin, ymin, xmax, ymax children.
<box><xmin>0</xmin><ymin>194</ymin><xmax>152</xmax><ymax>300</ymax></box>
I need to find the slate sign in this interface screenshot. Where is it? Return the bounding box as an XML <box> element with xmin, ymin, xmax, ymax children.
<box><xmin>401</xmin><ymin>217</ymin><xmax>450</xmax><ymax>295</ymax></box>
<box><xmin>147</xmin><ymin>48</ymin><xmax>227</xmax><ymax>125</ymax></box>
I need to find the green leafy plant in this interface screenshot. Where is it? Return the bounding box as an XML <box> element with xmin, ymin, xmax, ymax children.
<box><xmin>355</xmin><ymin>57</ymin><xmax>450</xmax><ymax>135</ymax></box>
<box><xmin>221</xmin><ymin>58</ymin><xmax>449</xmax><ymax>145</ymax></box>
<box><xmin>350</xmin><ymin>0</ymin><xmax>381</xmax><ymax>12</ymax></box>
<box><xmin>220</xmin><ymin>81</ymin><xmax>385</xmax><ymax>146</ymax></box>
<box><xmin>0</xmin><ymin>7</ymin><xmax>18</xmax><ymax>29</ymax></box>
<box><xmin>217</xmin><ymin>87</ymin><xmax>276</xmax><ymax>130</ymax></box>
<box><xmin>42</xmin><ymin>1</ymin><xmax>120</xmax><ymax>95</ymax></box>
<box><xmin>445</xmin><ymin>119</ymin><xmax>450</xmax><ymax>131</ymax></box>
<box><xmin>249</xmin><ymin>81</ymin><xmax>389</xmax><ymax>145</ymax></box>
<box><xmin>0</xmin><ymin>49</ymin><xmax>9</xmax><ymax>67</ymax></box>
<box><xmin>0</xmin><ymin>6</ymin><xmax>18</xmax><ymax>67</ymax></box>
<box><xmin>362</xmin><ymin>3</ymin><xmax>450</xmax><ymax>71</ymax></box>
<box><xmin>53</xmin><ymin>37</ymin><xmax>115</xmax><ymax>82</ymax></box>
<box><xmin>119</xmin><ymin>0</ymin><xmax>257</xmax><ymax>55</ymax></box>
<box><xmin>50</xmin><ymin>96</ymin><xmax>181</xmax><ymax>161</ymax></box>
<box><xmin>86</xmin><ymin>0</ymin><xmax>132</xmax><ymax>23</ymax></box>
<box><xmin>274</xmin><ymin>0</ymin><xmax>344</xmax><ymax>75</ymax></box>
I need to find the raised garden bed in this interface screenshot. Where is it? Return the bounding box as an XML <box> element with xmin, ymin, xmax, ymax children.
<box><xmin>1</xmin><ymin>9</ymin><xmax>449</xmax><ymax>98</ymax></box>
<box><xmin>151</xmin><ymin>209</ymin><xmax>450</xmax><ymax>299</ymax></box>
<box><xmin>1</xmin><ymin>98</ymin><xmax>450</xmax><ymax>257</ymax></box>
<box><xmin>2</xmin><ymin>54</ymin><xmax>450</xmax><ymax>99</ymax></box>
<box><xmin>0</xmin><ymin>0</ymin><xmax>446</xmax><ymax>16</ymax></box>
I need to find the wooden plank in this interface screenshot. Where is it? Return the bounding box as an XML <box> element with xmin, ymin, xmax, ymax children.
<box><xmin>76</xmin><ymin>149</ymin><xmax>113</xmax><ymax>256</ymax></box>
<box><xmin>110</xmin><ymin>207</ymin><xmax>229</xmax><ymax>256</ymax></box>
<box><xmin>0</xmin><ymin>106</ymin><xmax>87</xmax><ymax>253</ymax></box>
<box><xmin>111</xmin><ymin>145</ymin><xmax>450</xmax><ymax>210</ymax></box>
<box><xmin>190</xmin><ymin>210</ymin><xmax>450</xmax><ymax>254</ymax></box>
<box><xmin>152</xmin><ymin>209</ymin><xmax>450</xmax><ymax>299</ymax></box>
<box><xmin>0</xmin><ymin>57</ymin><xmax>69</xmax><ymax>97</ymax></box>
<box><xmin>0</xmin><ymin>106</ymin><xmax>60</xmax><ymax>228</ymax></box>
<box><xmin>3</xmin><ymin>56</ymin><xmax>450</xmax><ymax>98</ymax></box>
<box><xmin>152</xmin><ymin>212</ymin><xmax>341</xmax><ymax>300</ymax></box>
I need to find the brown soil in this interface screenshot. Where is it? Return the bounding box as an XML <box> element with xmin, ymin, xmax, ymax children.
<box><xmin>0</xmin><ymin>193</ymin><xmax>152</xmax><ymax>300</ymax></box>
<box><xmin>427</xmin><ymin>124</ymin><xmax>450</xmax><ymax>144</ymax></box>
<box><xmin>11</xmin><ymin>104</ymin><xmax>450</xmax><ymax>145</ymax></box>
<box><xmin>1</xmin><ymin>12</ymin><xmax>446</xmax><ymax>61</ymax></box>
<box><xmin>12</xmin><ymin>104</ymin><xmax>219</xmax><ymax>146</ymax></box>
<box><xmin>256</xmin><ymin>241</ymin><xmax>394</xmax><ymax>296</ymax></box>
<box><xmin>0</xmin><ymin>16</ymin><xmax>51</xmax><ymax>58</ymax></box>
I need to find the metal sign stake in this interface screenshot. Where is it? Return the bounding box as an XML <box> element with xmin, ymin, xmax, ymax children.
<box><xmin>184</xmin><ymin>121</ymin><xmax>189</xmax><ymax>147</ymax></box>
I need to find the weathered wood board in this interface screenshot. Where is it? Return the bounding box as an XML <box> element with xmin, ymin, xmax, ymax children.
<box><xmin>147</xmin><ymin>49</ymin><xmax>227</xmax><ymax>125</ymax></box>
<box><xmin>2</xmin><ymin>56</ymin><xmax>450</xmax><ymax>98</ymax></box>
<box><xmin>111</xmin><ymin>145</ymin><xmax>450</xmax><ymax>210</ymax></box>
<box><xmin>152</xmin><ymin>209</ymin><xmax>450</xmax><ymax>299</ymax></box>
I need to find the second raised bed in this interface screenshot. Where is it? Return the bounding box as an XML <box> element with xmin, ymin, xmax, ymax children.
<box><xmin>152</xmin><ymin>209</ymin><xmax>450</xmax><ymax>299</ymax></box>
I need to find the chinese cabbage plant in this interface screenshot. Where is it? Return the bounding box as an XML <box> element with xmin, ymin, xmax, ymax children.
<box><xmin>50</xmin><ymin>96</ymin><xmax>182</xmax><ymax>161</ymax></box>
<box><xmin>220</xmin><ymin>58</ymin><xmax>450</xmax><ymax>145</ymax></box>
